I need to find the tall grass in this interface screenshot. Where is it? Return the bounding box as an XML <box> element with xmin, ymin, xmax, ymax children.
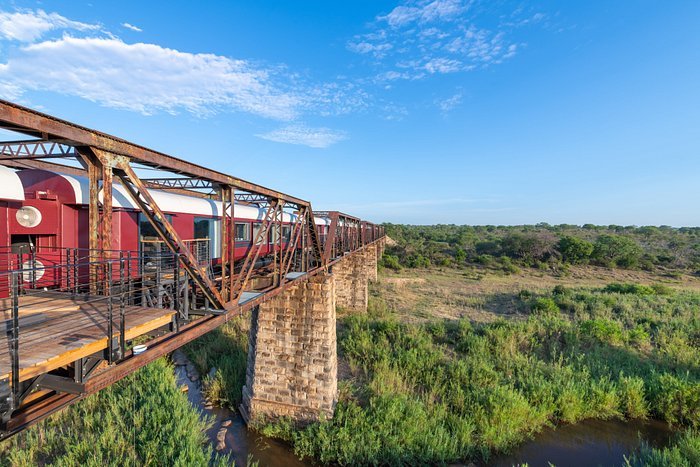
<box><xmin>183</xmin><ymin>317</ymin><xmax>249</xmax><ymax>409</ymax></box>
<box><xmin>0</xmin><ymin>358</ymin><xmax>229</xmax><ymax>466</ymax></box>
<box><xmin>625</xmin><ymin>430</ymin><xmax>700</xmax><ymax>467</ymax></box>
<box><xmin>262</xmin><ymin>284</ymin><xmax>699</xmax><ymax>465</ymax></box>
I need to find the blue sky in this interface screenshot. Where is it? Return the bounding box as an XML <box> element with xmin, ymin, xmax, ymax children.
<box><xmin>0</xmin><ymin>1</ymin><xmax>698</xmax><ymax>225</ymax></box>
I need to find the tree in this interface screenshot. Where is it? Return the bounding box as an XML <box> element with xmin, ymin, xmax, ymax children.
<box><xmin>592</xmin><ymin>235</ymin><xmax>643</xmax><ymax>268</ymax></box>
<box><xmin>500</xmin><ymin>232</ymin><xmax>557</xmax><ymax>263</ymax></box>
<box><xmin>558</xmin><ymin>236</ymin><xmax>594</xmax><ymax>264</ymax></box>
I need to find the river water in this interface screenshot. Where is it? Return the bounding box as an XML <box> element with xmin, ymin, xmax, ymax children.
<box><xmin>172</xmin><ymin>350</ymin><xmax>310</xmax><ymax>467</ymax></box>
<box><xmin>491</xmin><ymin>418</ymin><xmax>673</xmax><ymax>467</ymax></box>
<box><xmin>173</xmin><ymin>352</ymin><xmax>674</xmax><ymax>466</ymax></box>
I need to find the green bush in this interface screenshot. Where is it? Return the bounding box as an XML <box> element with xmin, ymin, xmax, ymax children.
<box><xmin>604</xmin><ymin>283</ymin><xmax>656</xmax><ymax>295</ymax></box>
<box><xmin>558</xmin><ymin>236</ymin><xmax>594</xmax><ymax>264</ymax></box>
<box><xmin>580</xmin><ymin>319</ymin><xmax>625</xmax><ymax>346</ymax></box>
<box><xmin>593</xmin><ymin>235</ymin><xmax>643</xmax><ymax>268</ymax></box>
<box><xmin>531</xmin><ymin>297</ymin><xmax>559</xmax><ymax>315</ymax></box>
<box><xmin>381</xmin><ymin>254</ymin><xmax>402</xmax><ymax>271</ymax></box>
<box><xmin>626</xmin><ymin>430</ymin><xmax>700</xmax><ymax>467</ymax></box>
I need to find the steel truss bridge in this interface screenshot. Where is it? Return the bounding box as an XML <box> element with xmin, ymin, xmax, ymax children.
<box><xmin>0</xmin><ymin>100</ymin><xmax>384</xmax><ymax>439</ymax></box>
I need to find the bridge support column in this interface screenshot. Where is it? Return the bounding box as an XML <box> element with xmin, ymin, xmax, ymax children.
<box><xmin>365</xmin><ymin>243</ymin><xmax>378</xmax><ymax>282</ymax></box>
<box><xmin>241</xmin><ymin>273</ymin><xmax>337</xmax><ymax>425</ymax></box>
<box><xmin>333</xmin><ymin>253</ymin><xmax>369</xmax><ymax>312</ymax></box>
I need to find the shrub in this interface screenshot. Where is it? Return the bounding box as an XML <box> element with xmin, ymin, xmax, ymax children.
<box><xmin>592</xmin><ymin>235</ymin><xmax>643</xmax><ymax>268</ymax></box>
<box><xmin>381</xmin><ymin>254</ymin><xmax>402</xmax><ymax>270</ymax></box>
<box><xmin>558</xmin><ymin>236</ymin><xmax>594</xmax><ymax>264</ymax></box>
<box><xmin>531</xmin><ymin>297</ymin><xmax>559</xmax><ymax>315</ymax></box>
<box><xmin>580</xmin><ymin>319</ymin><xmax>625</xmax><ymax>346</ymax></box>
<box><xmin>604</xmin><ymin>283</ymin><xmax>656</xmax><ymax>295</ymax></box>
<box><xmin>652</xmin><ymin>374</ymin><xmax>700</xmax><ymax>428</ymax></box>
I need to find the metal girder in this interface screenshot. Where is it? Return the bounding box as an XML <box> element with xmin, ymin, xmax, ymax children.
<box><xmin>109</xmin><ymin>153</ymin><xmax>225</xmax><ymax>309</ymax></box>
<box><xmin>230</xmin><ymin>201</ymin><xmax>277</xmax><ymax>302</ymax></box>
<box><xmin>0</xmin><ymin>140</ymin><xmax>75</xmax><ymax>160</ymax></box>
<box><xmin>0</xmin><ymin>99</ymin><xmax>310</xmax><ymax>206</ymax></box>
<box><xmin>140</xmin><ymin>178</ymin><xmax>214</xmax><ymax>190</ymax></box>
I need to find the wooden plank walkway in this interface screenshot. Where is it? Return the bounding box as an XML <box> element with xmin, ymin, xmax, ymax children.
<box><xmin>0</xmin><ymin>292</ymin><xmax>175</xmax><ymax>383</ymax></box>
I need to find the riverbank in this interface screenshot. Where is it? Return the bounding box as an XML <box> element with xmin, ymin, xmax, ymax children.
<box><xmin>252</xmin><ymin>268</ymin><xmax>699</xmax><ymax>465</ymax></box>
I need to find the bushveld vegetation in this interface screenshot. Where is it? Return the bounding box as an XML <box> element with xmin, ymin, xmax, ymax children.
<box><xmin>257</xmin><ymin>283</ymin><xmax>699</xmax><ymax>465</ymax></box>
<box><xmin>0</xmin><ymin>358</ymin><xmax>228</xmax><ymax>466</ymax></box>
<box><xmin>382</xmin><ymin>224</ymin><xmax>700</xmax><ymax>273</ymax></box>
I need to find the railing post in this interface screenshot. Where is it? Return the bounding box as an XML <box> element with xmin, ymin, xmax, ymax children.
<box><xmin>156</xmin><ymin>254</ymin><xmax>162</xmax><ymax>308</ymax></box>
<box><xmin>106</xmin><ymin>261</ymin><xmax>114</xmax><ymax>364</ymax></box>
<box><xmin>183</xmin><ymin>269</ymin><xmax>190</xmax><ymax>321</ymax></box>
<box><xmin>29</xmin><ymin>246</ymin><xmax>36</xmax><ymax>289</ymax></box>
<box><xmin>66</xmin><ymin>248</ymin><xmax>72</xmax><ymax>296</ymax></box>
<box><xmin>73</xmin><ymin>248</ymin><xmax>79</xmax><ymax>295</ymax></box>
<box><xmin>174</xmin><ymin>253</ymin><xmax>180</xmax><ymax>313</ymax></box>
<box><xmin>119</xmin><ymin>255</ymin><xmax>126</xmax><ymax>358</ymax></box>
<box><xmin>10</xmin><ymin>271</ymin><xmax>20</xmax><ymax>406</ymax></box>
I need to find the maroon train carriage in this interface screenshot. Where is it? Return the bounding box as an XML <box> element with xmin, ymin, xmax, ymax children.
<box><xmin>0</xmin><ymin>168</ymin><xmax>307</xmax><ymax>297</ymax></box>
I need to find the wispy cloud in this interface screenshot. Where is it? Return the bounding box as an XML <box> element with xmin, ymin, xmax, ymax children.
<box><xmin>435</xmin><ymin>92</ymin><xmax>462</xmax><ymax>113</ymax></box>
<box><xmin>256</xmin><ymin>125</ymin><xmax>347</xmax><ymax>148</ymax></box>
<box><xmin>0</xmin><ymin>9</ymin><xmax>99</xmax><ymax>42</ymax></box>
<box><xmin>349</xmin><ymin>0</ymin><xmax>537</xmax><ymax>81</ymax></box>
<box><xmin>121</xmin><ymin>22</ymin><xmax>142</xmax><ymax>32</ymax></box>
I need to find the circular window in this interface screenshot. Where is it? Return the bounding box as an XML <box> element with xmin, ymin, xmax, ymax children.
<box><xmin>16</xmin><ymin>206</ymin><xmax>42</xmax><ymax>228</ymax></box>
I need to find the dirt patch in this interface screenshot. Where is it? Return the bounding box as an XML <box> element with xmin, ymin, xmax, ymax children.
<box><xmin>374</xmin><ymin>266</ymin><xmax>700</xmax><ymax>324</ymax></box>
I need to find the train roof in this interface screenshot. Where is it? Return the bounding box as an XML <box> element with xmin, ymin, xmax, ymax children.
<box><xmin>16</xmin><ymin>169</ymin><xmax>299</xmax><ymax>221</ymax></box>
<box><xmin>0</xmin><ymin>165</ymin><xmax>25</xmax><ymax>201</ymax></box>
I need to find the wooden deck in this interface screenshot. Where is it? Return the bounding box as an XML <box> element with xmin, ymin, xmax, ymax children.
<box><xmin>0</xmin><ymin>292</ymin><xmax>175</xmax><ymax>382</ymax></box>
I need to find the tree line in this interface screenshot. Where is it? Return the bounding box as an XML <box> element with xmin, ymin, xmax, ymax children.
<box><xmin>382</xmin><ymin>223</ymin><xmax>700</xmax><ymax>272</ymax></box>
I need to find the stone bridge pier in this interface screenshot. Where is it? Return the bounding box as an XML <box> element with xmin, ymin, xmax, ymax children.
<box><xmin>240</xmin><ymin>242</ymin><xmax>380</xmax><ymax>426</ymax></box>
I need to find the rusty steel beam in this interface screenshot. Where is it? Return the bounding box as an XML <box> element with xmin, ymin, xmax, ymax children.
<box><xmin>0</xmin><ymin>100</ymin><xmax>309</xmax><ymax>206</ymax></box>
<box><xmin>111</xmin><ymin>156</ymin><xmax>225</xmax><ymax>308</ymax></box>
<box><xmin>140</xmin><ymin>178</ymin><xmax>214</xmax><ymax>190</ymax></box>
<box><xmin>230</xmin><ymin>201</ymin><xmax>276</xmax><ymax>302</ymax></box>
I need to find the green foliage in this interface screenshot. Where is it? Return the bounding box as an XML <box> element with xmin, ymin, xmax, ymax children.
<box><xmin>604</xmin><ymin>283</ymin><xmax>656</xmax><ymax>295</ymax></box>
<box><xmin>383</xmin><ymin>223</ymin><xmax>692</xmax><ymax>272</ymax></box>
<box><xmin>381</xmin><ymin>254</ymin><xmax>402</xmax><ymax>271</ymax></box>
<box><xmin>531</xmin><ymin>297</ymin><xmax>559</xmax><ymax>315</ymax></box>
<box><xmin>593</xmin><ymin>235</ymin><xmax>644</xmax><ymax>268</ymax></box>
<box><xmin>0</xmin><ymin>358</ymin><xmax>228</xmax><ymax>466</ymax></box>
<box><xmin>626</xmin><ymin>430</ymin><xmax>700</xmax><ymax>467</ymax></box>
<box><xmin>558</xmin><ymin>236</ymin><xmax>594</xmax><ymax>264</ymax></box>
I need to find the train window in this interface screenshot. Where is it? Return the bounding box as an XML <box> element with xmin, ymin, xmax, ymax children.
<box><xmin>282</xmin><ymin>226</ymin><xmax>291</xmax><ymax>242</ymax></box>
<box><xmin>252</xmin><ymin>223</ymin><xmax>264</xmax><ymax>245</ymax></box>
<box><xmin>235</xmin><ymin>223</ymin><xmax>250</xmax><ymax>242</ymax></box>
<box><xmin>139</xmin><ymin>213</ymin><xmax>172</xmax><ymax>241</ymax></box>
<box><xmin>194</xmin><ymin>217</ymin><xmax>221</xmax><ymax>259</ymax></box>
<box><xmin>270</xmin><ymin>225</ymin><xmax>280</xmax><ymax>244</ymax></box>
<box><xmin>193</xmin><ymin>218</ymin><xmax>211</xmax><ymax>240</ymax></box>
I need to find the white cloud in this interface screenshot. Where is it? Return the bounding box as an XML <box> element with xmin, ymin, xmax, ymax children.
<box><xmin>0</xmin><ymin>9</ymin><xmax>99</xmax><ymax>42</ymax></box>
<box><xmin>256</xmin><ymin>125</ymin><xmax>347</xmax><ymax>148</ymax></box>
<box><xmin>424</xmin><ymin>57</ymin><xmax>461</xmax><ymax>73</ymax></box>
<box><xmin>347</xmin><ymin>41</ymin><xmax>392</xmax><ymax>58</ymax></box>
<box><xmin>382</xmin><ymin>0</ymin><xmax>466</xmax><ymax>28</ymax></box>
<box><xmin>0</xmin><ymin>36</ymin><xmax>301</xmax><ymax>119</ymax></box>
<box><xmin>436</xmin><ymin>92</ymin><xmax>462</xmax><ymax>112</ymax></box>
<box><xmin>122</xmin><ymin>22</ymin><xmax>142</xmax><ymax>32</ymax></box>
<box><xmin>349</xmin><ymin>0</ymin><xmax>530</xmax><ymax>80</ymax></box>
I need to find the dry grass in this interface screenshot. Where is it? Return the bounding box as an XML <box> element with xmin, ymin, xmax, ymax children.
<box><xmin>375</xmin><ymin>265</ymin><xmax>700</xmax><ymax>323</ymax></box>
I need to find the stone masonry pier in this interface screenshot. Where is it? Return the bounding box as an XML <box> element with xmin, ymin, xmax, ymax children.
<box><xmin>241</xmin><ymin>241</ymin><xmax>382</xmax><ymax>425</ymax></box>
